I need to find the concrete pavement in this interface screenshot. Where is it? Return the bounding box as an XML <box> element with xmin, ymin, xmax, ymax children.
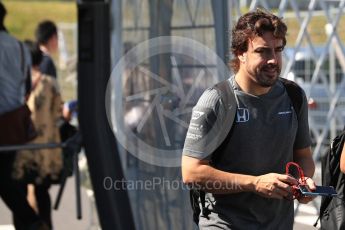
<box><xmin>0</xmin><ymin>175</ymin><xmax>98</xmax><ymax>230</ymax></box>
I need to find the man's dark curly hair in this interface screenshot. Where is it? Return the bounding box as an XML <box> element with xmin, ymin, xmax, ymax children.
<box><xmin>230</xmin><ymin>8</ymin><xmax>287</xmax><ymax>73</ymax></box>
<box><xmin>35</xmin><ymin>20</ymin><xmax>57</xmax><ymax>45</ymax></box>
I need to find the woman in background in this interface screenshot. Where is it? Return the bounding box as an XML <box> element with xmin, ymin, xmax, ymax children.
<box><xmin>14</xmin><ymin>40</ymin><xmax>63</xmax><ymax>230</ymax></box>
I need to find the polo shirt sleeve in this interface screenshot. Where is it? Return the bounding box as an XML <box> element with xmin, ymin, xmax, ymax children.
<box><xmin>183</xmin><ymin>88</ymin><xmax>224</xmax><ymax>160</ymax></box>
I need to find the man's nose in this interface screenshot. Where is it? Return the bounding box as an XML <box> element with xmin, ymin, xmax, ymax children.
<box><xmin>267</xmin><ymin>51</ymin><xmax>278</xmax><ymax>64</ymax></box>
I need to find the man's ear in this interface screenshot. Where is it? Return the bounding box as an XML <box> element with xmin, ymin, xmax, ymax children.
<box><xmin>238</xmin><ymin>53</ymin><xmax>246</xmax><ymax>63</ymax></box>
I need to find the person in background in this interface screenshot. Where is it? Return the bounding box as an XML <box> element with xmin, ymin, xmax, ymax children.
<box><xmin>13</xmin><ymin>40</ymin><xmax>63</xmax><ymax>230</ymax></box>
<box><xmin>35</xmin><ymin>20</ymin><xmax>58</xmax><ymax>79</ymax></box>
<box><xmin>0</xmin><ymin>2</ymin><xmax>49</xmax><ymax>229</ymax></box>
<box><xmin>182</xmin><ymin>9</ymin><xmax>315</xmax><ymax>229</ymax></box>
<box><xmin>62</xmin><ymin>100</ymin><xmax>78</xmax><ymax>123</ymax></box>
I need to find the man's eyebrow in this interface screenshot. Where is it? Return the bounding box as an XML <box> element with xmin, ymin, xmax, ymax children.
<box><xmin>254</xmin><ymin>45</ymin><xmax>284</xmax><ymax>50</ymax></box>
<box><xmin>253</xmin><ymin>46</ymin><xmax>269</xmax><ymax>50</ymax></box>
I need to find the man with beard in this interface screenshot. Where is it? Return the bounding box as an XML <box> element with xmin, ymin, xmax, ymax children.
<box><xmin>182</xmin><ymin>9</ymin><xmax>316</xmax><ymax>229</ymax></box>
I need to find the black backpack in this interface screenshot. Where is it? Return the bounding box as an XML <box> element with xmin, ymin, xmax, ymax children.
<box><xmin>190</xmin><ymin>77</ymin><xmax>304</xmax><ymax>225</ymax></box>
<box><xmin>317</xmin><ymin>129</ymin><xmax>345</xmax><ymax>229</ymax></box>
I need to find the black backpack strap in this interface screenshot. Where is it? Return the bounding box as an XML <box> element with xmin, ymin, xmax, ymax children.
<box><xmin>190</xmin><ymin>189</ymin><xmax>200</xmax><ymax>224</ymax></box>
<box><xmin>213</xmin><ymin>78</ymin><xmax>236</xmax><ymax>112</ymax></box>
<box><xmin>199</xmin><ymin>190</ymin><xmax>210</xmax><ymax>217</ymax></box>
<box><xmin>18</xmin><ymin>41</ymin><xmax>32</xmax><ymax>96</ymax></box>
<box><xmin>210</xmin><ymin>79</ymin><xmax>237</xmax><ymax>164</ymax></box>
<box><xmin>279</xmin><ymin>78</ymin><xmax>303</xmax><ymax>117</ymax></box>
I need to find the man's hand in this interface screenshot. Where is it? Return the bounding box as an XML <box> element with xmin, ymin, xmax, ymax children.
<box><xmin>254</xmin><ymin>173</ymin><xmax>298</xmax><ymax>199</ymax></box>
<box><xmin>297</xmin><ymin>177</ymin><xmax>316</xmax><ymax>204</ymax></box>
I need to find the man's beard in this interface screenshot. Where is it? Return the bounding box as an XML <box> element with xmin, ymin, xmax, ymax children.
<box><xmin>255</xmin><ymin>64</ymin><xmax>280</xmax><ymax>87</ymax></box>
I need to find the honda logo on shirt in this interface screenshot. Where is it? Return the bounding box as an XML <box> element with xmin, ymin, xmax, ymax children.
<box><xmin>236</xmin><ymin>108</ymin><xmax>249</xmax><ymax>123</ymax></box>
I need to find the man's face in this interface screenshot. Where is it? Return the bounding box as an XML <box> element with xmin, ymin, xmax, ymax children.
<box><xmin>49</xmin><ymin>33</ymin><xmax>59</xmax><ymax>53</ymax></box>
<box><xmin>239</xmin><ymin>31</ymin><xmax>284</xmax><ymax>87</ymax></box>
